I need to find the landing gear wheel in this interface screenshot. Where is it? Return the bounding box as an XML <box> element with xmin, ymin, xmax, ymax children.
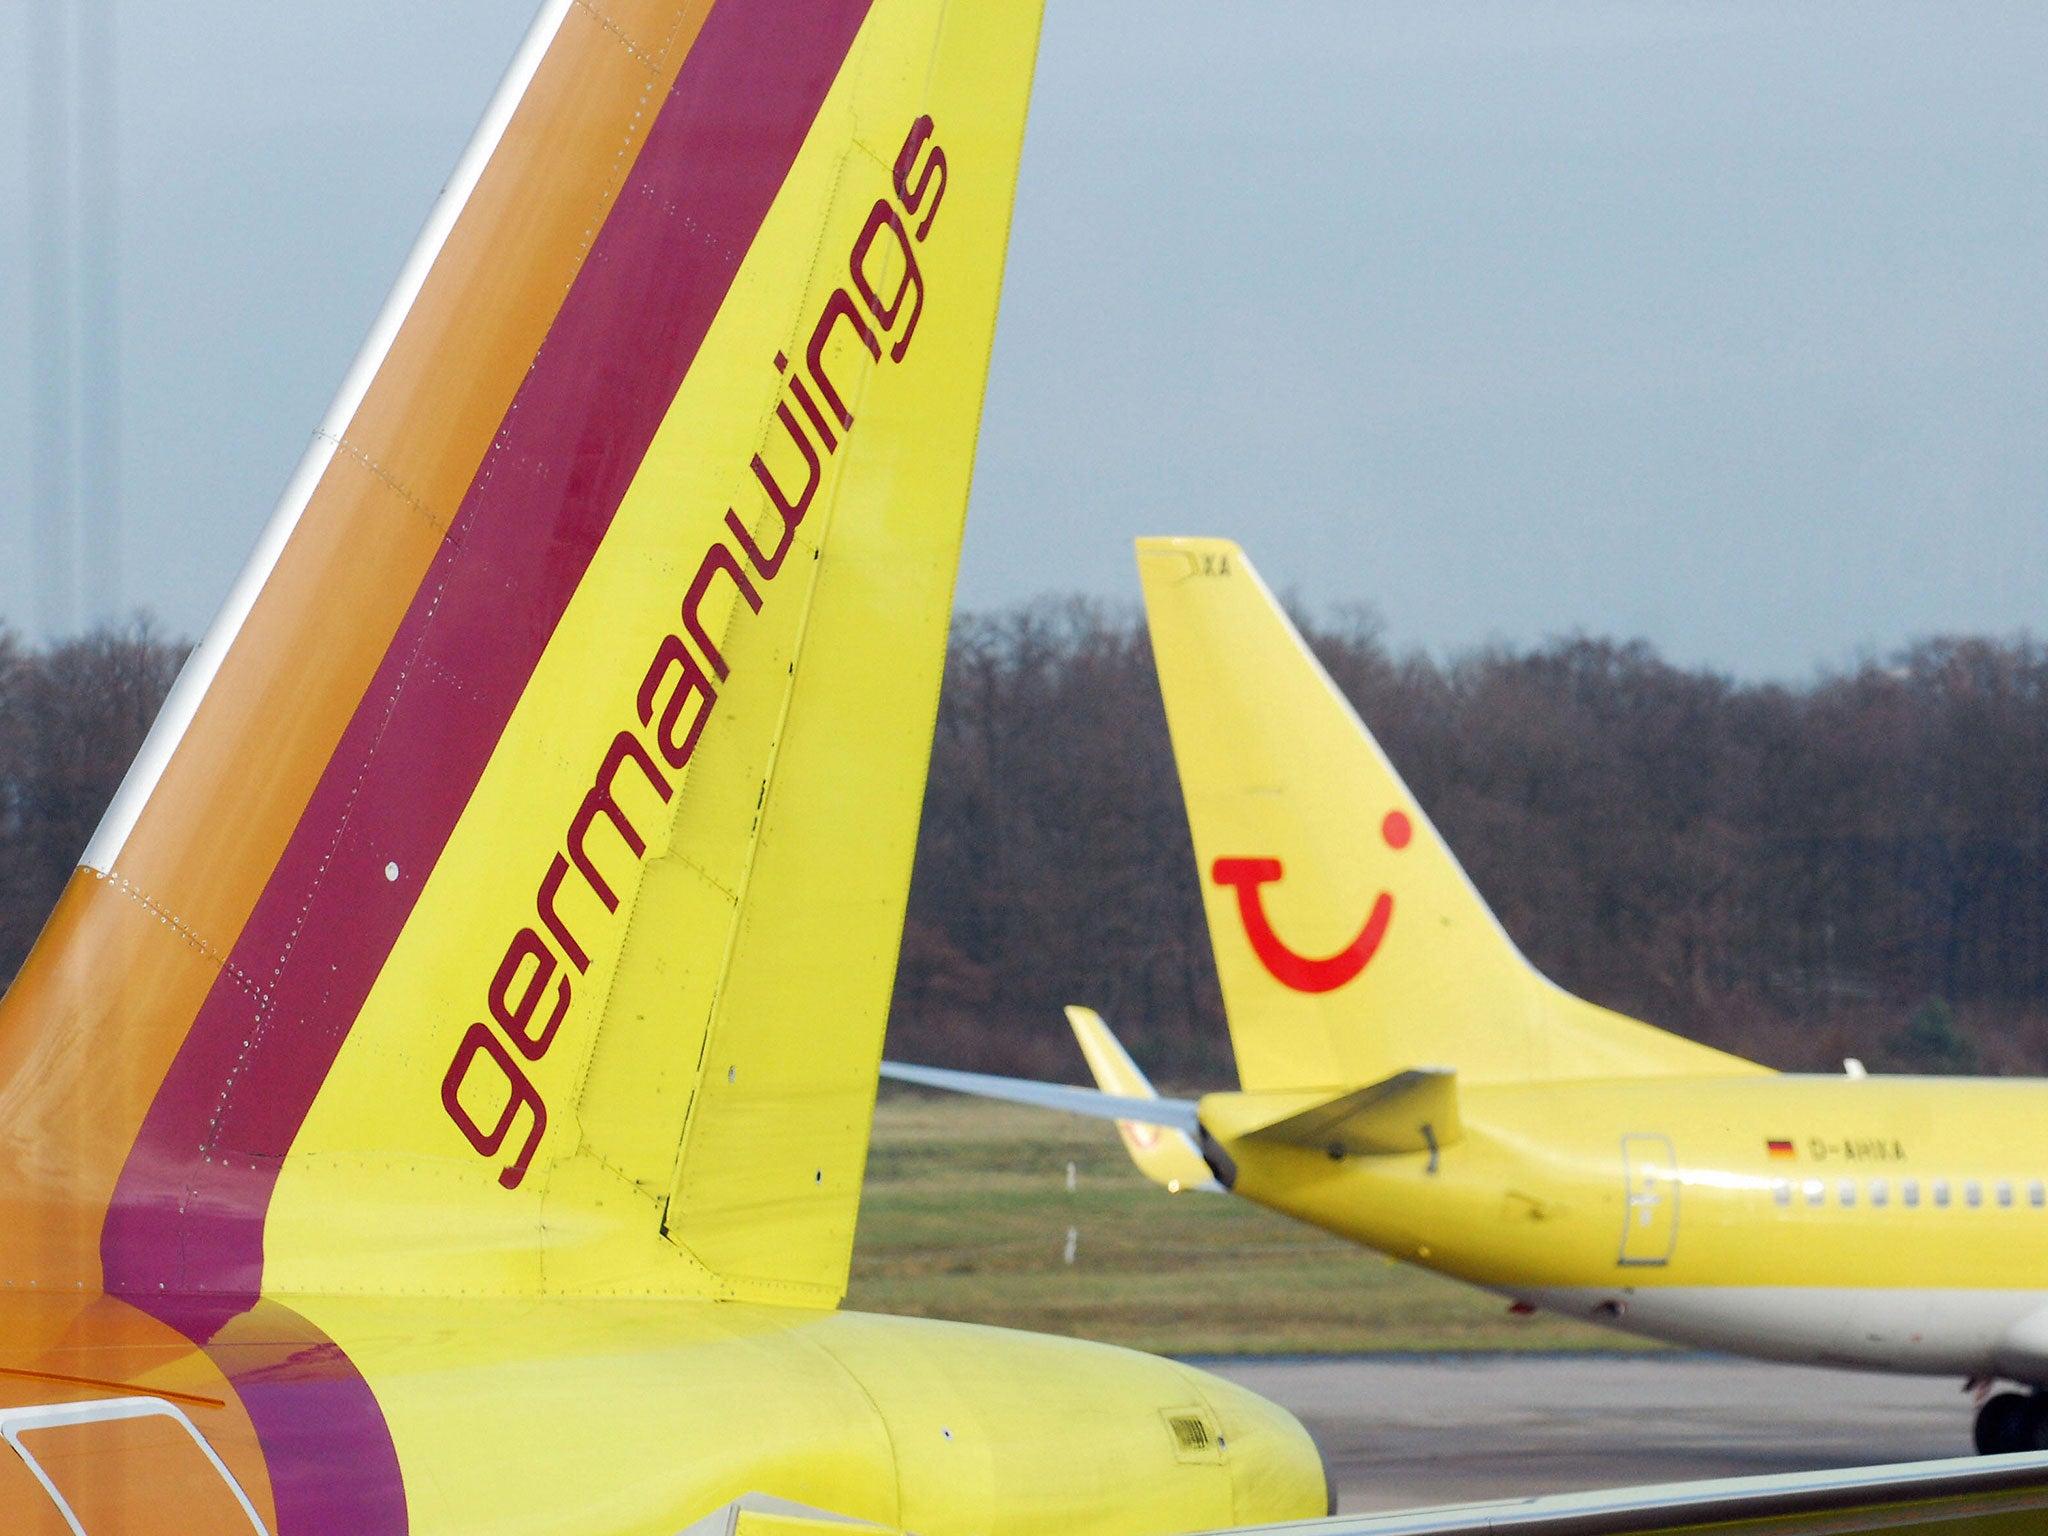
<box><xmin>1974</xmin><ymin>1391</ymin><xmax>2046</xmax><ymax>1455</ymax></box>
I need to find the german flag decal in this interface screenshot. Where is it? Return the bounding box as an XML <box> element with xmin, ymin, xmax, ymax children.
<box><xmin>1767</xmin><ymin>1139</ymin><xmax>1797</xmax><ymax>1158</ymax></box>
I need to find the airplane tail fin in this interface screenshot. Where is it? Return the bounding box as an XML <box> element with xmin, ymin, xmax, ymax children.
<box><xmin>0</xmin><ymin>0</ymin><xmax>1047</xmax><ymax>1314</ymax></box>
<box><xmin>1135</xmin><ymin>538</ymin><xmax>1763</xmax><ymax>1092</ymax></box>
<box><xmin>1065</xmin><ymin>1008</ymin><xmax>1222</xmax><ymax>1193</ymax></box>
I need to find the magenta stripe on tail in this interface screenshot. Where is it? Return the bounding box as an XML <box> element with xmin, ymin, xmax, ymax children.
<box><xmin>102</xmin><ymin>2</ymin><xmax>876</xmax><ymax>1530</ymax></box>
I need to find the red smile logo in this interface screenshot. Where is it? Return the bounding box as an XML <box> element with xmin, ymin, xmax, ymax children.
<box><xmin>1211</xmin><ymin>811</ymin><xmax>1412</xmax><ymax>994</ymax></box>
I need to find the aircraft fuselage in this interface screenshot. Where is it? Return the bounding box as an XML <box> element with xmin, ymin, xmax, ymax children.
<box><xmin>0</xmin><ymin>1294</ymin><xmax>1322</xmax><ymax>1533</ymax></box>
<box><xmin>1214</xmin><ymin>1073</ymin><xmax>2048</xmax><ymax>1381</ymax></box>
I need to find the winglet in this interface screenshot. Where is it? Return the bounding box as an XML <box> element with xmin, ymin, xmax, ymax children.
<box><xmin>1064</xmin><ymin>1008</ymin><xmax>1222</xmax><ymax>1194</ymax></box>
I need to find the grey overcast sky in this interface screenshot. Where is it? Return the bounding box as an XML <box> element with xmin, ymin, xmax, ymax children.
<box><xmin>4</xmin><ymin>2</ymin><xmax>2046</xmax><ymax>678</ymax></box>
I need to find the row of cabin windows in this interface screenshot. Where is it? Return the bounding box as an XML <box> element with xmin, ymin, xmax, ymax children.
<box><xmin>1771</xmin><ymin>1176</ymin><xmax>2048</xmax><ymax>1210</ymax></box>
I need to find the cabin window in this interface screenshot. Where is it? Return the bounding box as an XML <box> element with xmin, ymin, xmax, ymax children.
<box><xmin>1870</xmin><ymin>1178</ymin><xmax>1889</xmax><ymax>1207</ymax></box>
<box><xmin>1837</xmin><ymin>1178</ymin><xmax>1856</xmax><ymax>1207</ymax></box>
<box><xmin>2031</xmin><ymin>1181</ymin><xmax>2045</xmax><ymax>1208</ymax></box>
<box><xmin>1934</xmin><ymin>1179</ymin><xmax>1952</xmax><ymax>1207</ymax></box>
<box><xmin>1965</xmin><ymin>1180</ymin><xmax>1982</xmax><ymax>1208</ymax></box>
<box><xmin>1803</xmin><ymin>1179</ymin><xmax>1824</xmax><ymax>1207</ymax></box>
<box><xmin>1772</xmin><ymin>1179</ymin><xmax>1791</xmax><ymax>1207</ymax></box>
<box><xmin>1903</xmin><ymin>1179</ymin><xmax>1921</xmax><ymax>1207</ymax></box>
<box><xmin>1998</xmin><ymin>1180</ymin><xmax>2014</xmax><ymax>1208</ymax></box>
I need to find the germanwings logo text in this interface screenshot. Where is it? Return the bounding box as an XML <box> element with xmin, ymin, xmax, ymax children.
<box><xmin>440</xmin><ymin>118</ymin><xmax>950</xmax><ymax>1191</ymax></box>
<box><xmin>1211</xmin><ymin>810</ymin><xmax>1411</xmax><ymax>994</ymax></box>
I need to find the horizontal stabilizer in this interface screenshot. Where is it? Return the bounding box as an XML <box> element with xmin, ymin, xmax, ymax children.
<box><xmin>1278</xmin><ymin>1446</ymin><xmax>2048</xmax><ymax>1534</ymax></box>
<box><xmin>1241</xmin><ymin>1068</ymin><xmax>1459</xmax><ymax>1157</ymax></box>
<box><xmin>879</xmin><ymin>1061</ymin><xmax>1201</xmax><ymax>1137</ymax></box>
<box><xmin>678</xmin><ymin>1492</ymin><xmax>897</xmax><ymax>1536</ymax></box>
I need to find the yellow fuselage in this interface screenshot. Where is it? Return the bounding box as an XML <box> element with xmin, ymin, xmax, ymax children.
<box><xmin>0</xmin><ymin>1293</ymin><xmax>1324</xmax><ymax>1535</ymax></box>
<box><xmin>1212</xmin><ymin>1074</ymin><xmax>2048</xmax><ymax>1380</ymax></box>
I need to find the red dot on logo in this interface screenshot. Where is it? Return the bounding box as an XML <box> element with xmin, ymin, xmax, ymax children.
<box><xmin>1381</xmin><ymin>810</ymin><xmax>1413</xmax><ymax>850</ymax></box>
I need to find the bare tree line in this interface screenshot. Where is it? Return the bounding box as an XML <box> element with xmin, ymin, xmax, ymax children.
<box><xmin>890</xmin><ymin>602</ymin><xmax>2048</xmax><ymax>1083</ymax></box>
<box><xmin>3</xmin><ymin>612</ymin><xmax>2044</xmax><ymax>1084</ymax></box>
<box><xmin>0</xmin><ymin>626</ymin><xmax>187</xmax><ymax>974</ymax></box>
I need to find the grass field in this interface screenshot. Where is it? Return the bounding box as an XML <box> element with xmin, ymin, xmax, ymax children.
<box><xmin>847</xmin><ymin>1090</ymin><xmax>1660</xmax><ymax>1356</ymax></box>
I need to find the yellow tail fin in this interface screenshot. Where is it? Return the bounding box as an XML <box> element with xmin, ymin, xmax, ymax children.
<box><xmin>1136</xmin><ymin>538</ymin><xmax>1763</xmax><ymax>1091</ymax></box>
<box><xmin>0</xmin><ymin>0</ymin><xmax>1046</xmax><ymax>1321</ymax></box>
<box><xmin>249</xmin><ymin>2</ymin><xmax>1049</xmax><ymax>1307</ymax></box>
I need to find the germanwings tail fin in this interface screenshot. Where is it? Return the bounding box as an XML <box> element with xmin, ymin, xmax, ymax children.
<box><xmin>0</xmin><ymin>0</ymin><xmax>1047</xmax><ymax>1315</ymax></box>
<box><xmin>1135</xmin><ymin>537</ymin><xmax>1763</xmax><ymax>1092</ymax></box>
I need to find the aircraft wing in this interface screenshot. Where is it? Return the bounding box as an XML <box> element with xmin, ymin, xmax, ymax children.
<box><xmin>1253</xmin><ymin>1449</ymin><xmax>2048</xmax><ymax>1534</ymax></box>
<box><xmin>1238</xmin><ymin>1068</ymin><xmax>1461</xmax><ymax>1157</ymax></box>
<box><xmin>878</xmin><ymin>1060</ymin><xmax>1202</xmax><ymax>1135</ymax></box>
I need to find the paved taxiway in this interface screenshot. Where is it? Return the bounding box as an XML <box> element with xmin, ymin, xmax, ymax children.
<box><xmin>1202</xmin><ymin>1354</ymin><xmax>1973</xmax><ymax>1515</ymax></box>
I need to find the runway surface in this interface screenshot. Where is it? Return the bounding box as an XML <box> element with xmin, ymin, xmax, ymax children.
<box><xmin>1200</xmin><ymin>1354</ymin><xmax>1977</xmax><ymax>1516</ymax></box>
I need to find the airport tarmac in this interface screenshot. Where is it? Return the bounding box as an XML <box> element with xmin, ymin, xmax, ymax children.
<box><xmin>1200</xmin><ymin>1354</ymin><xmax>1977</xmax><ymax>1516</ymax></box>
